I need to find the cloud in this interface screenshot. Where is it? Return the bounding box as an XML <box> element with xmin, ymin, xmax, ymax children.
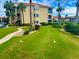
<box><xmin>53</xmin><ymin>7</ymin><xmax>76</xmax><ymax>17</ymax></box>
<box><xmin>0</xmin><ymin>0</ymin><xmax>77</xmax><ymax>17</ymax></box>
<box><xmin>63</xmin><ymin>7</ymin><xmax>76</xmax><ymax>16</ymax></box>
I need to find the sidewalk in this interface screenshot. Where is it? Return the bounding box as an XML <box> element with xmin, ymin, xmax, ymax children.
<box><xmin>0</xmin><ymin>28</ymin><xmax>37</xmax><ymax>45</ymax></box>
<box><xmin>0</xmin><ymin>28</ymin><xmax>24</xmax><ymax>45</ymax></box>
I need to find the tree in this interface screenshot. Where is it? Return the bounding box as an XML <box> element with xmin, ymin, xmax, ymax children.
<box><xmin>17</xmin><ymin>3</ymin><xmax>26</xmax><ymax>25</ymax></box>
<box><xmin>29</xmin><ymin>0</ymin><xmax>33</xmax><ymax>30</ymax></box>
<box><xmin>76</xmin><ymin>0</ymin><xmax>79</xmax><ymax>23</ymax></box>
<box><xmin>4</xmin><ymin>1</ymin><xmax>16</xmax><ymax>24</ymax></box>
<box><xmin>56</xmin><ymin>0</ymin><xmax>64</xmax><ymax>25</ymax></box>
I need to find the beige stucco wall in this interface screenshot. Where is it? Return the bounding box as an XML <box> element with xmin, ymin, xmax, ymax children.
<box><xmin>38</xmin><ymin>7</ymin><xmax>48</xmax><ymax>22</ymax></box>
<box><xmin>23</xmin><ymin>6</ymin><xmax>53</xmax><ymax>24</ymax></box>
<box><xmin>23</xmin><ymin>6</ymin><xmax>35</xmax><ymax>24</ymax></box>
<box><xmin>23</xmin><ymin>6</ymin><xmax>30</xmax><ymax>24</ymax></box>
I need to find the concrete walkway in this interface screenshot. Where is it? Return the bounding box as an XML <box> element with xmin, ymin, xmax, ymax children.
<box><xmin>0</xmin><ymin>28</ymin><xmax>24</xmax><ymax>45</ymax></box>
<box><xmin>29</xmin><ymin>30</ymin><xmax>37</xmax><ymax>34</ymax></box>
<box><xmin>0</xmin><ymin>27</ymin><xmax>38</xmax><ymax>45</ymax></box>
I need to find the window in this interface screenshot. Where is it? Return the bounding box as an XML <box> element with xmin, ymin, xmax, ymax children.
<box><xmin>33</xmin><ymin>5</ymin><xmax>39</xmax><ymax>10</ymax></box>
<box><xmin>34</xmin><ymin>14</ymin><xmax>39</xmax><ymax>17</ymax></box>
<box><xmin>48</xmin><ymin>15</ymin><xmax>52</xmax><ymax>19</ymax></box>
<box><xmin>48</xmin><ymin>8</ymin><xmax>53</xmax><ymax>13</ymax></box>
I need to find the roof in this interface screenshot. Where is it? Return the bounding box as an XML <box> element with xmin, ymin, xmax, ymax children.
<box><xmin>53</xmin><ymin>16</ymin><xmax>76</xmax><ymax>19</ymax></box>
<box><xmin>0</xmin><ymin>16</ymin><xmax>7</xmax><ymax>18</ymax></box>
<box><xmin>53</xmin><ymin>16</ymin><xmax>58</xmax><ymax>19</ymax></box>
<box><xmin>16</xmin><ymin>3</ymin><xmax>53</xmax><ymax>8</ymax></box>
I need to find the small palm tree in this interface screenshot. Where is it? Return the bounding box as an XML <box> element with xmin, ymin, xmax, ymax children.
<box><xmin>17</xmin><ymin>3</ymin><xmax>26</xmax><ymax>25</ymax></box>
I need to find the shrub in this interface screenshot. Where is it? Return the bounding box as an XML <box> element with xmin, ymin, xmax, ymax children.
<box><xmin>16</xmin><ymin>20</ymin><xmax>21</xmax><ymax>26</ymax></box>
<box><xmin>52</xmin><ymin>20</ymin><xmax>62</xmax><ymax>28</ymax></box>
<box><xmin>48</xmin><ymin>20</ymin><xmax>52</xmax><ymax>25</ymax></box>
<box><xmin>8</xmin><ymin>24</ymin><xmax>14</xmax><ymax>26</ymax></box>
<box><xmin>35</xmin><ymin>25</ymin><xmax>40</xmax><ymax>30</ymax></box>
<box><xmin>24</xmin><ymin>31</ymin><xmax>29</xmax><ymax>35</ymax></box>
<box><xmin>40</xmin><ymin>22</ymin><xmax>48</xmax><ymax>26</ymax></box>
<box><xmin>64</xmin><ymin>22</ymin><xmax>79</xmax><ymax>35</ymax></box>
<box><xmin>22</xmin><ymin>27</ymin><xmax>30</xmax><ymax>35</ymax></box>
<box><xmin>48</xmin><ymin>20</ymin><xmax>52</xmax><ymax>23</ymax></box>
<box><xmin>21</xmin><ymin>23</ymin><xmax>31</xmax><ymax>26</ymax></box>
<box><xmin>48</xmin><ymin>22</ymin><xmax>52</xmax><ymax>25</ymax></box>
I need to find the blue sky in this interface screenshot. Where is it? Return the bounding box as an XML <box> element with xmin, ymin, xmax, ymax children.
<box><xmin>0</xmin><ymin>0</ymin><xmax>77</xmax><ymax>17</ymax></box>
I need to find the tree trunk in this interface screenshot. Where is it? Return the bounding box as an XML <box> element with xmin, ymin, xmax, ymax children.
<box><xmin>29</xmin><ymin>0</ymin><xmax>32</xmax><ymax>30</ymax></box>
<box><xmin>76</xmin><ymin>0</ymin><xmax>79</xmax><ymax>23</ymax></box>
<box><xmin>9</xmin><ymin>16</ymin><xmax>12</xmax><ymax>24</ymax></box>
<box><xmin>76</xmin><ymin>6</ymin><xmax>79</xmax><ymax>22</ymax></box>
<box><xmin>58</xmin><ymin>2</ymin><xmax>61</xmax><ymax>25</ymax></box>
<box><xmin>9</xmin><ymin>10</ymin><xmax>12</xmax><ymax>24</ymax></box>
<box><xmin>58</xmin><ymin>12</ymin><xmax>61</xmax><ymax>25</ymax></box>
<box><xmin>15</xmin><ymin>8</ymin><xmax>17</xmax><ymax>24</ymax></box>
<box><xmin>22</xmin><ymin>9</ymin><xmax>25</xmax><ymax>25</ymax></box>
<box><xmin>20</xmin><ymin>9</ymin><xmax>23</xmax><ymax>25</ymax></box>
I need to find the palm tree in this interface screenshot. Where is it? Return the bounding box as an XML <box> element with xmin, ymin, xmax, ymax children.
<box><xmin>4</xmin><ymin>1</ymin><xmax>16</xmax><ymax>24</ymax></box>
<box><xmin>14</xmin><ymin>4</ymin><xmax>18</xmax><ymax>24</ymax></box>
<box><xmin>76</xmin><ymin>0</ymin><xmax>79</xmax><ymax>22</ymax></box>
<box><xmin>17</xmin><ymin>3</ymin><xmax>26</xmax><ymax>25</ymax></box>
<box><xmin>29</xmin><ymin>0</ymin><xmax>33</xmax><ymax>31</ymax></box>
<box><xmin>56</xmin><ymin>0</ymin><xmax>64</xmax><ymax>25</ymax></box>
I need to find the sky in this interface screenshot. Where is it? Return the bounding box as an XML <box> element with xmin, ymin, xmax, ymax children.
<box><xmin>0</xmin><ymin>0</ymin><xmax>77</xmax><ymax>17</ymax></box>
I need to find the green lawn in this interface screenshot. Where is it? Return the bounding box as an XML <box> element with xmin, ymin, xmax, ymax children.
<box><xmin>22</xmin><ymin>26</ymin><xmax>30</xmax><ymax>31</ymax></box>
<box><xmin>0</xmin><ymin>26</ymin><xmax>79</xmax><ymax>59</ymax></box>
<box><xmin>0</xmin><ymin>27</ymin><xmax>17</xmax><ymax>39</ymax></box>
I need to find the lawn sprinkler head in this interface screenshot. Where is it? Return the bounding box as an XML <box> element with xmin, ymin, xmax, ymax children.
<box><xmin>53</xmin><ymin>40</ymin><xmax>56</xmax><ymax>43</ymax></box>
<box><xmin>19</xmin><ymin>40</ymin><xmax>23</xmax><ymax>43</ymax></box>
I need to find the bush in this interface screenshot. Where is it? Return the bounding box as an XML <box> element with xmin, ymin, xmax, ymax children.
<box><xmin>64</xmin><ymin>22</ymin><xmax>79</xmax><ymax>35</ymax></box>
<box><xmin>8</xmin><ymin>24</ymin><xmax>14</xmax><ymax>26</ymax></box>
<box><xmin>22</xmin><ymin>26</ymin><xmax>30</xmax><ymax>35</ymax></box>
<box><xmin>48</xmin><ymin>20</ymin><xmax>52</xmax><ymax>25</ymax></box>
<box><xmin>35</xmin><ymin>25</ymin><xmax>40</xmax><ymax>30</ymax></box>
<box><xmin>16</xmin><ymin>20</ymin><xmax>21</xmax><ymax>26</ymax></box>
<box><xmin>40</xmin><ymin>22</ymin><xmax>48</xmax><ymax>26</ymax></box>
<box><xmin>21</xmin><ymin>23</ymin><xmax>30</xmax><ymax>26</ymax></box>
<box><xmin>48</xmin><ymin>22</ymin><xmax>52</xmax><ymax>25</ymax></box>
<box><xmin>52</xmin><ymin>20</ymin><xmax>62</xmax><ymax>28</ymax></box>
<box><xmin>24</xmin><ymin>31</ymin><xmax>29</xmax><ymax>35</ymax></box>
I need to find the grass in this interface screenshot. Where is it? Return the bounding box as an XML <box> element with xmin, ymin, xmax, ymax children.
<box><xmin>0</xmin><ymin>27</ymin><xmax>18</xmax><ymax>39</ymax></box>
<box><xmin>22</xmin><ymin>26</ymin><xmax>30</xmax><ymax>31</ymax></box>
<box><xmin>0</xmin><ymin>26</ymin><xmax>79</xmax><ymax>59</ymax></box>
